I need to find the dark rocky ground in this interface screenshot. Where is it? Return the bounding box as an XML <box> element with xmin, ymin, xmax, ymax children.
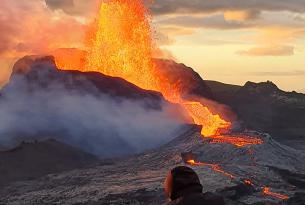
<box><xmin>0</xmin><ymin>126</ymin><xmax>304</xmax><ymax>205</ymax></box>
<box><xmin>0</xmin><ymin>139</ymin><xmax>99</xmax><ymax>187</ymax></box>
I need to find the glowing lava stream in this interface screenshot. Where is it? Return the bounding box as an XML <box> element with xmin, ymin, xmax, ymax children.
<box><xmin>187</xmin><ymin>160</ymin><xmax>235</xmax><ymax>179</ymax></box>
<box><xmin>210</xmin><ymin>135</ymin><xmax>263</xmax><ymax>147</ymax></box>
<box><xmin>262</xmin><ymin>187</ymin><xmax>289</xmax><ymax>200</ymax></box>
<box><xmin>186</xmin><ymin>159</ymin><xmax>289</xmax><ymax>200</ymax></box>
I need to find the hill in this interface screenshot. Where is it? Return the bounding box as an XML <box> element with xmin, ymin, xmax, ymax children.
<box><xmin>206</xmin><ymin>80</ymin><xmax>305</xmax><ymax>148</ymax></box>
<box><xmin>0</xmin><ymin>139</ymin><xmax>99</xmax><ymax>187</ymax></box>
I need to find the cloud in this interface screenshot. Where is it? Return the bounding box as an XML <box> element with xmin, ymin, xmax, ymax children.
<box><xmin>237</xmin><ymin>45</ymin><xmax>294</xmax><ymax>56</ymax></box>
<box><xmin>45</xmin><ymin>0</ymin><xmax>74</xmax><ymax>10</ymax></box>
<box><xmin>299</xmin><ymin>88</ymin><xmax>305</xmax><ymax>94</ymax></box>
<box><xmin>224</xmin><ymin>10</ymin><xmax>261</xmax><ymax>21</ymax></box>
<box><xmin>159</xmin><ymin>26</ymin><xmax>195</xmax><ymax>37</ymax></box>
<box><xmin>159</xmin><ymin>14</ymin><xmax>254</xmax><ymax>30</ymax></box>
<box><xmin>249</xmin><ymin>70</ymin><xmax>305</xmax><ymax>76</ymax></box>
<box><xmin>0</xmin><ymin>0</ymin><xmax>86</xmax><ymax>58</ymax></box>
<box><xmin>45</xmin><ymin>0</ymin><xmax>98</xmax><ymax>16</ymax></box>
<box><xmin>0</xmin><ymin>58</ymin><xmax>15</xmax><ymax>87</ymax></box>
<box><xmin>294</xmin><ymin>14</ymin><xmax>305</xmax><ymax>22</ymax></box>
<box><xmin>150</xmin><ymin>0</ymin><xmax>305</xmax><ymax>16</ymax></box>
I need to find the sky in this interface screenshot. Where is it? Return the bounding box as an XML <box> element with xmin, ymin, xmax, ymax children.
<box><xmin>0</xmin><ymin>0</ymin><xmax>304</xmax><ymax>92</ymax></box>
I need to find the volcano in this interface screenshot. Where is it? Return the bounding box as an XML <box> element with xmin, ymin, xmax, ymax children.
<box><xmin>0</xmin><ymin>55</ymin><xmax>188</xmax><ymax>157</ymax></box>
<box><xmin>0</xmin><ymin>0</ymin><xmax>305</xmax><ymax>204</ymax></box>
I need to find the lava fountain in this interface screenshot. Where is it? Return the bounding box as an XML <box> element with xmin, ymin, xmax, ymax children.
<box><xmin>59</xmin><ymin>0</ymin><xmax>229</xmax><ymax>136</ymax></box>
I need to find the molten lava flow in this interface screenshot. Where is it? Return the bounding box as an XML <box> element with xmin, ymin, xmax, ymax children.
<box><xmin>244</xmin><ymin>179</ymin><xmax>254</xmax><ymax>186</ymax></box>
<box><xmin>54</xmin><ymin>0</ymin><xmax>231</xmax><ymax>137</ymax></box>
<box><xmin>210</xmin><ymin>135</ymin><xmax>264</xmax><ymax>147</ymax></box>
<box><xmin>262</xmin><ymin>187</ymin><xmax>289</xmax><ymax>200</ymax></box>
<box><xmin>187</xmin><ymin>160</ymin><xmax>289</xmax><ymax>201</ymax></box>
<box><xmin>182</xmin><ymin>102</ymin><xmax>230</xmax><ymax>136</ymax></box>
<box><xmin>186</xmin><ymin>159</ymin><xmax>235</xmax><ymax>179</ymax></box>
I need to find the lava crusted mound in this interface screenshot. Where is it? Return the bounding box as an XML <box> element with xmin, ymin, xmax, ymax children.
<box><xmin>0</xmin><ymin>56</ymin><xmax>186</xmax><ymax>157</ymax></box>
<box><xmin>12</xmin><ymin>55</ymin><xmax>165</xmax><ymax>106</ymax></box>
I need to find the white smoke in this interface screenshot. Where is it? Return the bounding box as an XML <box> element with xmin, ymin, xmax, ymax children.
<box><xmin>0</xmin><ymin>58</ymin><xmax>186</xmax><ymax>157</ymax></box>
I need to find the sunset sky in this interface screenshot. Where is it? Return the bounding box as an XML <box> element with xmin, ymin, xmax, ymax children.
<box><xmin>0</xmin><ymin>0</ymin><xmax>304</xmax><ymax>92</ymax></box>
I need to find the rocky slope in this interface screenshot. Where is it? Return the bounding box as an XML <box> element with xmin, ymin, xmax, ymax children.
<box><xmin>206</xmin><ymin>81</ymin><xmax>305</xmax><ymax>147</ymax></box>
<box><xmin>11</xmin><ymin>55</ymin><xmax>166</xmax><ymax>106</ymax></box>
<box><xmin>0</xmin><ymin>139</ymin><xmax>99</xmax><ymax>187</ymax></box>
<box><xmin>0</xmin><ymin>126</ymin><xmax>304</xmax><ymax>205</ymax></box>
<box><xmin>154</xmin><ymin>59</ymin><xmax>214</xmax><ymax>100</ymax></box>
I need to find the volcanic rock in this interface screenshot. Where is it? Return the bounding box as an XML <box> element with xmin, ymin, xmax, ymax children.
<box><xmin>286</xmin><ymin>192</ymin><xmax>305</xmax><ymax>205</ymax></box>
<box><xmin>218</xmin><ymin>183</ymin><xmax>256</xmax><ymax>200</ymax></box>
<box><xmin>12</xmin><ymin>55</ymin><xmax>165</xmax><ymax>107</ymax></box>
<box><xmin>0</xmin><ymin>139</ymin><xmax>98</xmax><ymax>187</ymax></box>
<box><xmin>206</xmin><ymin>80</ymin><xmax>305</xmax><ymax>148</ymax></box>
<box><xmin>0</xmin><ymin>126</ymin><xmax>304</xmax><ymax>204</ymax></box>
<box><xmin>154</xmin><ymin>59</ymin><xmax>214</xmax><ymax>100</ymax></box>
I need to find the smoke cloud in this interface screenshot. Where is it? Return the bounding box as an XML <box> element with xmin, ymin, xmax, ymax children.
<box><xmin>0</xmin><ymin>58</ymin><xmax>185</xmax><ymax>157</ymax></box>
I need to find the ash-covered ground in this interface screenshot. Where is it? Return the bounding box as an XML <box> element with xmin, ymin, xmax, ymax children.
<box><xmin>1</xmin><ymin>125</ymin><xmax>304</xmax><ymax>205</ymax></box>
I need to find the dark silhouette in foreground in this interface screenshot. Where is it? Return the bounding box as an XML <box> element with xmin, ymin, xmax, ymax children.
<box><xmin>163</xmin><ymin>166</ymin><xmax>225</xmax><ymax>205</ymax></box>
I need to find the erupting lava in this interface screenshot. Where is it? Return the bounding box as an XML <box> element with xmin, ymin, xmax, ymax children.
<box><xmin>55</xmin><ymin>0</ymin><xmax>231</xmax><ymax>137</ymax></box>
<box><xmin>210</xmin><ymin>135</ymin><xmax>263</xmax><ymax>147</ymax></box>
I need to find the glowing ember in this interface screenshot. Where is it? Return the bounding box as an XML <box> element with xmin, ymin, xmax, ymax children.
<box><xmin>244</xmin><ymin>179</ymin><xmax>254</xmax><ymax>186</ymax></box>
<box><xmin>54</xmin><ymin>0</ymin><xmax>231</xmax><ymax>137</ymax></box>
<box><xmin>186</xmin><ymin>159</ymin><xmax>201</xmax><ymax>166</ymax></box>
<box><xmin>210</xmin><ymin>135</ymin><xmax>264</xmax><ymax>147</ymax></box>
<box><xmin>262</xmin><ymin>187</ymin><xmax>289</xmax><ymax>200</ymax></box>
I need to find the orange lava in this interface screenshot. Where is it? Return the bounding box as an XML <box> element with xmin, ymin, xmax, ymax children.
<box><xmin>210</xmin><ymin>135</ymin><xmax>264</xmax><ymax>147</ymax></box>
<box><xmin>244</xmin><ymin>179</ymin><xmax>254</xmax><ymax>186</ymax></box>
<box><xmin>54</xmin><ymin>0</ymin><xmax>231</xmax><ymax>137</ymax></box>
<box><xmin>262</xmin><ymin>187</ymin><xmax>289</xmax><ymax>200</ymax></box>
<box><xmin>187</xmin><ymin>159</ymin><xmax>235</xmax><ymax>179</ymax></box>
<box><xmin>187</xmin><ymin>160</ymin><xmax>289</xmax><ymax>201</ymax></box>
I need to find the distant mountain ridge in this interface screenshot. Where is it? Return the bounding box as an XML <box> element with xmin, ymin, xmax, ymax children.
<box><xmin>206</xmin><ymin>80</ymin><xmax>305</xmax><ymax>144</ymax></box>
